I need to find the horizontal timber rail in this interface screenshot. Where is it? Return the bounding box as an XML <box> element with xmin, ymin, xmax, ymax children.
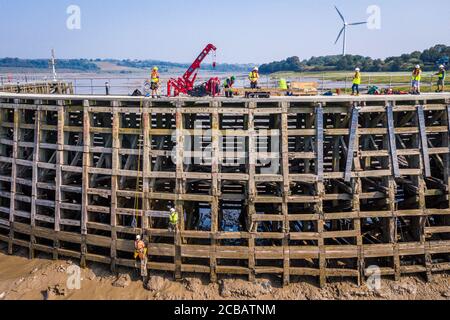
<box><xmin>0</xmin><ymin>82</ymin><xmax>73</xmax><ymax>95</ymax></box>
<box><xmin>0</xmin><ymin>91</ymin><xmax>450</xmax><ymax>287</ymax></box>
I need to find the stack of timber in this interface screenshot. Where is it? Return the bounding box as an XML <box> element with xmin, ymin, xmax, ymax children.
<box><xmin>236</xmin><ymin>82</ymin><xmax>319</xmax><ymax>98</ymax></box>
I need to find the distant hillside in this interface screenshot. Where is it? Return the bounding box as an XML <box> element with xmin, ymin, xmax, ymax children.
<box><xmin>0</xmin><ymin>57</ymin><xmax>253</xmax><ymax>73</ymax></box>
<box><xmin>259</xmin><ymin>44</ymin><xmax>450</xmax><ymax>74</ymax></box>
<box><xmin>116</xmin><ymin>59</ymin><xmax>253</xmax><ymax>73</ymax></box>
<box><xmin>0</xmin><ymin>58</ymin><xmax>100</xmax><ymax>71</ymax></box>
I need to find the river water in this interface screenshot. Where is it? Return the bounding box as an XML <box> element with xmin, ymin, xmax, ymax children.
<box><xmin>0</xmin><ymin>71</ymin><xmax>355</xmax><ymax>95</ymax></box>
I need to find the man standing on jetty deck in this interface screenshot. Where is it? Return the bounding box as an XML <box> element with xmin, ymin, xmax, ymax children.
<box><xmin>150</xmin><ymin>66</ymin><xmax>160</xmax><ymax>98</ymax></box>
<box><xmin>411</xmin><ymin>65</ymin><xmax>422</xmax><ymax>95</ymax></box>
<box><xmin>352</xmin><ymin>68</ymin><xmax>361</xmax><ymax>96</ymax></box>
<box><xmin>435</xmin><ymin>65</ymin><xmax>446</xmax><ymax>92</ymax></box>
<box><xmin>249</xmin><ymin>67</ymin><xmax>260</xmax><ymax>89</ymax></box>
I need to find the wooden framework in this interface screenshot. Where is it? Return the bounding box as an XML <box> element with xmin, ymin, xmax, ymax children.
<box><xmin>1</xmin><ymin>92</ymin><xmax>450</xmax><ymax>287</ymax></box>
<box><xmin>0</xmin><ymin>82</ymin><xmax>73</xmax><ymax>95</ymax></box>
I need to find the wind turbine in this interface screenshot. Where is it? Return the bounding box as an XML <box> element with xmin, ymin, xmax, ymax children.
<box><xmin>334</xmin><ymin>6</ymin><xmax>367</xmax><ymax>56</ymax></box>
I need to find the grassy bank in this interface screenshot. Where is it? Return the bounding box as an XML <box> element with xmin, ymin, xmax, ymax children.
<box><xmin>269</xmin><ymin>71</ymin><xmax>440</xmax><ymax>84</ymax></box>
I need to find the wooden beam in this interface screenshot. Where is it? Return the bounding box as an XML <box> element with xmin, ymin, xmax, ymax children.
<box><xmin>386</xmin><ymin>104</ymin><xmax>401</xmax><ymax>178</ymax></box>
<box><xmin>345</xmin><ymin>104</ymin><xmax>360</xmax><ymax>182</ymax></box>
<box><xmin>417</xmin><ymin>105</ymin><xmax>431</xmax><ymax>178</ymax></box>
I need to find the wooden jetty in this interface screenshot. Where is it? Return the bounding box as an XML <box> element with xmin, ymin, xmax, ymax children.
<box><xmin>0</xmin><ymin>89</ymin><xmax>449</xmax><ymax>287</ymax></box>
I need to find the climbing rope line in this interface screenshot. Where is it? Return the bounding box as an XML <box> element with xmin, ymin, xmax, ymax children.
<box><xmin>132</xmin><ymin>98</ymin><xmax>144</xmax><ymax>230</ymax></box>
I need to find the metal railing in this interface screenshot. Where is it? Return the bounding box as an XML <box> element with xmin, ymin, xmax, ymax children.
<box><xmin>0</xmin><ymin>72</ymin><xmax>444</xmax><ymax>96</ymax></box>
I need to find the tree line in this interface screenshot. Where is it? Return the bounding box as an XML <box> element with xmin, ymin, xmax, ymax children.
<box><xmin>117</xmin><ymin>59</ymin><xmax>253</xmax><ymax>72</ymax></box>
<box><xmin>0</xmin><ymin>58</ymin><xmax>100</xmax><ymax>71</ymax></box>
<box><xmin>259</xmin><ymin>45</ymin><xmax>450</xmax><ymax>74</ymax></box>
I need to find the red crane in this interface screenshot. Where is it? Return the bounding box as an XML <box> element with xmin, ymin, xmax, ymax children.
<box><xmin>167</xmin><ymin>44</ymin><xmax>220</xmax><ymax>97</ymax></box>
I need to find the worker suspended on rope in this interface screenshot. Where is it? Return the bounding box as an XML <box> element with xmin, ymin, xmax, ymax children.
<box><xmin>352</xmin><ymin>68</ymin><xmax>361</xmax><ymax>96</ymax></box>
<box><xmin>411</xmin><ymin>65</ymin><xmax>422</xmax><ymax>95</ymax></box>
<box><xmin>134</xmin><ymin>235</ymin><xmax>148</xmax><ymax>280</ymax></box>
<box><xmin>223</xmin><ymin>76</ymin><xmax>236</xmax><ymax>98</ymax></box>
<box><xmin>150</xmin><ymin>67</ymin><xmax>160</xmax><ymax>98</ymax></box>
<box><xmin>435</xmin><ymin>65</ymin><xmax>446</xmax><ymax>93</ymax></box>
<box><xmin>169</xmin><ymin>208</ymin><xmax>179</xmax><ymax>233</ymax></box>
<box><xmin>249</xmin><ymin>67</ymin><xmax>260</xmax><ymax>89</ymax></box>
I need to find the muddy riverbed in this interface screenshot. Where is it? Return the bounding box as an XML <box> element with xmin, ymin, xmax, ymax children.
<box><xmin>1</xmin><ymin>244</ymin><xmax>450</xmax><ymax>301</ymax></box>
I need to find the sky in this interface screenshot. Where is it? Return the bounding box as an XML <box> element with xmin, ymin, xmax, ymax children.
<box><xmin>0</xmin><ymin>0</ymin><xmax>449</xmax><ymax>64</ymax></box>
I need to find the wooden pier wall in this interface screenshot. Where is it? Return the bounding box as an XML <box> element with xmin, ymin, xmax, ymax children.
<box><xmin>0</xmin><ymin>82</ymin><xmax>73</xmax><ymax>95</ymax></box>
<box><xmin>0</xmin><ymin>92</ymin><xmax>450</xmax><ymax>287</ymax></box>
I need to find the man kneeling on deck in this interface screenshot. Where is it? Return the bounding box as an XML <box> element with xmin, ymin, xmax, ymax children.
<box><xmin>169</xmin><ymin>208</ymin><xmax>179</xmax><ymax>232</ymax></box>
<box><xmin>134</xmin><ymin>235</ymin><xmax>148</xmax><ymax>281</ymax></box>
<box><xmin>223</xmin><ymin>76</ymin><xmax>236</xmax><ymax>98</ymax></box>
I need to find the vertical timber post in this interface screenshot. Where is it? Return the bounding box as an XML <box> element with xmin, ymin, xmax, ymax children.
<box><xmin>174</xmin><ymin>101</ymin><xmax>184</xmax><ymax>281</ymax></box>
<box><xmin>386</xmin><ymin>101</ymin><xmax>401</xmax><ymax>280</ymax></box>
<box><xmin>80</xmin><ymin>100</ymin><xmax>90</xmax><ymax>268</ymax></box>
<box><xmin>8</xmin><ymin>101</ymin><xmax>19</xmax><ymax>255</ymax></box>
<box><xmin>349</xmin><ymin>103</ymin><xmax>363</xmax><ymax>286</ymax></box>
<box><xmin>30</xmin><ymin>100</ymin><xmax>41</xmax><ymax>260</ymax></box>
<box><xmin>280</xmin><ymin>101</ymin><xmax>290</xmax><ymax>287</ymax></box>
<box><xmin>54</xmin><ymin>100</ymin><xmax>65</xmax><ymax>260</ymax></box>
<box><xmin>315</xmin><ymin>103</ymin><xmax>326</xmax><ymax>288</ymax></box>
<box><xmin>210</xmin><ymin>101</ymin><xmax>220</xmax><ymax>283</ymax></box>
<box><xmin>110</xmin><ymin>100</ymin><xmax>120</xmax><ymax>273</ymax></box>
<box><xmin>417</xmin><ymin>104</ymin><xmax>432</xmax><ymax>281</ymax></box>
<box><xmin>247</xmin><ymin>101</ymin><xmax>257</xmax><ymax>283</ymax></box>
<box><xmin>142</xmin><ymin>100</ymin><xmax>151</xmax><ymax>271</ymax></box>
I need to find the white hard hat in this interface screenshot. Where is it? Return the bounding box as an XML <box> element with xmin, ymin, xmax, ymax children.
<box><xmin>440</xmin><ymin>65</ymin><xmax>445</xmax><ymax>69</ymax></box>
<box><xmin>170</xmin><ymin>208</ymin><xmax>176</xmax><ymax>213</ymax></box>
<box><xmin>136</xmin><ymin>235</ymin><xmax>141</xmax><ymax>241</ymax></box>
<box><xmin>415</xmin><ymin>65</ymin><xmax>421</xmax><ymax>69</ymax></box>
<box><xmin>355</xmin><ymin>68</ymin><xmax>360</xmax><ymax>72</ymax></box>
<box><xmin>253</xmin><ymin>67</ymin><xmax>259</xmax><ymax>71</ymax></box>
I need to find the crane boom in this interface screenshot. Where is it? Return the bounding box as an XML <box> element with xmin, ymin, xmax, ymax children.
<box><xmin>167</xmin><ymin>44</ymin><xmax>219</xmax><ymax>97</ymax></box>
<box><xmin>183</xmin><ymin>43</ymin><xmax>217</xmax><ymax>84</ymax></box>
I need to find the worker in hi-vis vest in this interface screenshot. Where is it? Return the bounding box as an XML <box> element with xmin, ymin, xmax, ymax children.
<box><xmin>169</xmin><ymin>208</ymin><xmax>179</xmax><ymax>232</ymax></box>
<box><xmin>150</xmin><ymin>67</ymin><xmax>160</xmax><ymax>98</ymax></box>
<box><xmin>411</xmin><ymin>65</ymin><xmax>422</xmax><ymax>95</ymax></box>
<box><xmin>134</xmin><ymin>235</ymin><xmax>148</xmax><ymax>280</ymax></box>
<box><xmin>352</xmin><ymin>68</ymin><xmax>361</xmax><ymax>96</ymax></box>
<box><xmin>435</xmin><ymin>65</ymin><xmax>446</xmax><ymax>93</ymax></box>
<box><xmin>279</xmin><ymin>78</ymin><xmax>288</xmax><ymax>90</ymax></box>
<box><xmin>249</xmin><ymin>67</ymin><xmax>260</xmax><ymax>89</ymax></box>
<box><xmin>223</xmin><ymin>76</ymin><xmax>236</xmax><ymax>98</ymax></box>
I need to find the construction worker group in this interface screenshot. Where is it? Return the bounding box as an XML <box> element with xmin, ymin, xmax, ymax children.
<box><xmin>146</xmin><ymin>63</ymin><xmax>445</xmax><ymax>98</ymax></box>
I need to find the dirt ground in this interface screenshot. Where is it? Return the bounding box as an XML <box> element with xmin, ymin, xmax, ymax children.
<box><xmin>1</xmin><ymin>244</ymin><xmax>450</xmax><ymax>301</ymax></box>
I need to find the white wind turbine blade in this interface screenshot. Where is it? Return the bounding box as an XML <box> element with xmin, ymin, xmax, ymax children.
<box><xmin>349</xmin><ymin>21</ymin><xmax>367</xmax><ymax>26</ymax></box>
<box><xmin>335</xmin><ymin>6</ymin><xmax>346</xmax><ymax>23</ymax></box>
<box><xmin>335</xmin><ymin>26</ymin><xmax>345</xmax><ymax>45</ymax></box>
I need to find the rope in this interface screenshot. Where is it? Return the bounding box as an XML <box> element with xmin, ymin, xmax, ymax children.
<box><xmin>132</xmin><ymin>98</ymin><xmax>144</xmax><ymax>230</ymax></box>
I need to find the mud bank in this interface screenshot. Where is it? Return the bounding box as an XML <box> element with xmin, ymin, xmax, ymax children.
<box><xmin>1</xmin><ymin>246</ymin><xmax>450</xmax><ymax>301</ymax></box>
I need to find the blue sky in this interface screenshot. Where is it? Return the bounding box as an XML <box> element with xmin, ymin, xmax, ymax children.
<box><xmin>0</xmin><ymin>0</ymin><xmax>448</xmax><ymax>63</ymax></box>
